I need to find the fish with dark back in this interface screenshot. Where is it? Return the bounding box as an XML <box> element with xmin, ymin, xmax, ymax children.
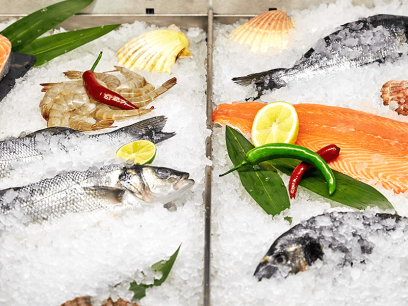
<box><xmin>0</xmin><ymin>116</ymin><xmax>175</xmax><ymax>178</ymax></box>
<box><xmin>0</xmin><ymin>164</ymin><xmax>194</xmax><ymax>223</ymax></box>
<box><xmin>233</xmin><ymin>14</ymin><xmax>408</xmax><ymax>100</ymax></box>
<box><xmin>254</xmin><ymin>211</ymin><xmax>407</xmax><ymax>281</ymax></box>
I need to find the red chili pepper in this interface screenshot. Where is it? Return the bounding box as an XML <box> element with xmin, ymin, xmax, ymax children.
<box><xmin>83</xmin><ymin>52</ymin><xmax>138</xmax><ymax>110</ymax></box>
<box><xmin>289</xmin><ymin>144</ymin><xmax>340</xmax><ymax>199</ymax></box>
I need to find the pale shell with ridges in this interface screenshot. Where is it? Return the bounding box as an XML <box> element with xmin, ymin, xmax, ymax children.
<box><xmin>228</xmin><ymin>10</ymin><xmax>294</xmax><ymax>53</ymax></box>
<box><xmin>117</xmin><ymin>24</ymin><xmax>192</xmax><ymax>74</ymax></box>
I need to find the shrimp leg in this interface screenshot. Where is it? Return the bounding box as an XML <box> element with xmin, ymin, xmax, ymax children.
<box><xmin>68</xmin><ymin>115</ymin><xmax>114</xmax><ymax>131</ymax></box>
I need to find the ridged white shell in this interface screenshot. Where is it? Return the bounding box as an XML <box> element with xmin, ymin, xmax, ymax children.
<box><xmin>117</xmin><ymin>24</ymin><xmax>192</xmax><ymax>74</ymax></box>
<box><xmin>228</xmin><ymin>10</ymin><xmax>294</xmax><ymax>53</ymax></box>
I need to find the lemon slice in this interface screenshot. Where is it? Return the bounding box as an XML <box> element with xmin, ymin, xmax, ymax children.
<box><xmin>251</xmin><ymin>101</ymin><xmax>299</xmax><ymax>147</ymax></box>
<box><xmin>116</xmin><ymin>140</ymin><xmax>157</xmax><ymax>165</ymax></box>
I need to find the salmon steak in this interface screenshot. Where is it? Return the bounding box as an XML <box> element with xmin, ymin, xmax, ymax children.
<box><xmin>0</xmin><ymin>34</ymin><xmax>11</xmax><ymax>80</ymax></box>
<box><xmin>213</xmin><ymin>102</ymin><xmax>408</xmax><ymax>194</ymax></box>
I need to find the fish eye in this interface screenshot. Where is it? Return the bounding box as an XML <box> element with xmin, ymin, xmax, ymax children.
<box><xmin>156</xmin><ymin>168</ymin><xmax>172</xmax><ymax>179</ymax></box>
<box><xmin>274</xmin><ymin>253</ymin><xmax>288</xmax><ymax>265</ymax></box>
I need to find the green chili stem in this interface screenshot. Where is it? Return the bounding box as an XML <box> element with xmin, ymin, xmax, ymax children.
<box><xmin>219</xmin><ymin>160</ymin><xmax>249</xmax><ymax>177</ymax></box>
<box><xmin>90</xmin><ymin>51</ymin><xmax>103</xmax><ymax>71</ymax></box>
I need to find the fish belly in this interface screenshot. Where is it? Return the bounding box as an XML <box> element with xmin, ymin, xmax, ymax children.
<box><xmin>0</xmin><ymin>35</ymin><xmax>11</xmax><ymax>80</ymax></box>
<box><xmin>213</xmin><ymin>102</ymin><xmax>408</xmax><ymax>194</ymax></box>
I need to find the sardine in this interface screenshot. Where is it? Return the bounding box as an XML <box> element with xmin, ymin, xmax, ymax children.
<box><xmin>0</xmin><ymin>116</ymin><xmax>175</xmax><ymax>178</ymax></box>
<box><xmin>254</xmin><ymin>211</ymin><xmax>407</xmax><ymax>281</ymax></box>
<box><xmin>0</xmin><ymin>164</ymin><xmax>194</xmax><ymax>223</ymax></box>
<box><xmin>233</xmin><ymin>14</ymin><xmax>408</xmax><ymax>100</ymax></box>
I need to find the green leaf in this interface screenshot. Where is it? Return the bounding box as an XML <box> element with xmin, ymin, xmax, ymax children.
<box><xmin>225</xmin><ymin>126</ymin><xmax>291</xmax><ymax>215</ymax></box>
<box><xmin>129</xmin><ymin>245</ymin><xmax>181</xmax><ymax>300</ymax></box>
<box><xmin>1</xmin><ymin>0</ymin><xmax>94</xmax><ymax>52</ymax></box>
<box><xmin>225</xmin><ymin>127</ymin><xmax>394</xmax><ymax>213</ymax></box>
<box><xmin>265</xmin><ymin>158</ymin><xmax>394</xmax><ymax>211</ymax></box>
<box><xmin>19</xmin><ymin>24</ymin><xmax>120</xmax><ymax>66</ymax></box>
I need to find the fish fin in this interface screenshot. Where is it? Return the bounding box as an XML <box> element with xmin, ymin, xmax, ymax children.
<box><xmin>82</xmin><ymin>187</ymin><xmax>126</xmax><ymax>204</ymax></box>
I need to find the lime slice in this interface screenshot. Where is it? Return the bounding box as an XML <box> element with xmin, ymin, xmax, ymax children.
<box><xmin>116</xmin><ymin>140</ymin><xmax>157</xmax><ymax>165</ymax></box>
<box><xmin>251</xmin><ymin>101</ymin><xmax>299</xmax><ymax>147</ymax></box>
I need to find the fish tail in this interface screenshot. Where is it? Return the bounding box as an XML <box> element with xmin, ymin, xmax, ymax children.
<box><xmin>232</xmin><ymin>68</ymin><xmax>285</xmax><ymax>86</ymax></box>
<box><xmin>233</xmin><ymin>68</ymin><xmax>287</xmax><ymax>101</ymax></box>
<box><xmin>124</xmin><ymin>116</ymin><xmax>176</xmax><ymax>144</ymax></box>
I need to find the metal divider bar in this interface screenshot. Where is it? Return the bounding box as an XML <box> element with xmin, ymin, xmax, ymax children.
<box><xmin>204</xmin><ymin>1</ymin><xmax>214</xmax><ymax>306</ymax></box>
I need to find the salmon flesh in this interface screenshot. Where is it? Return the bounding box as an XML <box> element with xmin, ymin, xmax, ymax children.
<box><xmin>213</xmin><ymin>102</ymin><xmax>408</xmax><ymax>194</ymax></box>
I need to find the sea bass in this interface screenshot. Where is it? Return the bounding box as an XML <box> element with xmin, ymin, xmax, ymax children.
<box><xmin>254</xmin><ymin>211</ymin><xmax>407</xmax><ymax>281</ymax></box>
<box><xmin>0</xmin><ymin>164</ymin><xmax>194</xmax><ymax>223</ymax></box>
<box><xmin>213</xmin><ymin>102</ymin><xmax>408</xmax><ymax>194</ymax></box>
<box><xmin>0</xmin><ymin>116</ymin><xmax>175</xmax><ymax>178</ymax></box>
<box><xmin>233</xmin><ymin>14</ymin><xmax>408</xmax><ymax>100</ymax></box>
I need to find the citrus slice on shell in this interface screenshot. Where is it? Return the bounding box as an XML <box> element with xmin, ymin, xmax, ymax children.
<box><xmin>116</xmin><ymin>140</ymin><xmax>157</xmax><ymax>165</ymax></box>
<box><xmin>251</xmin><ymin>101</ymin><xmax>299</xmax><ymax>147</ymax></box>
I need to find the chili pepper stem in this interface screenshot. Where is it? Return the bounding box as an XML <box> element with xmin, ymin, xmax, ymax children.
<box><xmin>220</xmin><ymin>160</ymin><xmax>249</xmax><ymax>177</ymax></box>
<box><xmin>90</xmin><ymin>52</ymin><xmax>103</xmax><ymax>71</ymax></box>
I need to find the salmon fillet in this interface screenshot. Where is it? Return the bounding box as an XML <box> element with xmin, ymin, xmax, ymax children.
<box><xmin>213</xmin><ymin>102</ymin><xmax>408</xmax><ymax>194</ymax></box>
<box><xmin>0</xmin><ymin>34</ymin><xmax>11</xmax><ymax>80</ymax></box>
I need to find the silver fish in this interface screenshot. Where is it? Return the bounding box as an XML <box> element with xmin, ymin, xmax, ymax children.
<box><xmin>233</xmin><ymin>14</ymin><xmax>408</xmax><ymax>100</ymax></box>
<box><xmin>0</xmin><ymin>116</ymin><xmax>175</xmax><ymax>178</ymax></box>
<box><xmin>0</xmin><ymin>164</ymin><xmax>194</xmax><ymax>223</ymax></box>
<box><xmin>254</xmin><ymin>211</ymin><xmax>406</xmax><ymax>281</ymax></box>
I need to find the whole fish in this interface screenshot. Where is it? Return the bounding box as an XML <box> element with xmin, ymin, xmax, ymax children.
<box><xmin>0</xmin><ymin>164</ymin><xmax>194</xmax><ymax>223</ymax></box>
<box><xmin>0</xmin><ymin>116</ymin><xmax>175</xmax><ymax>178</ymax></box>
<box><xmin>233</xmin><ymin>14</ymin><xmax>408</xmax><ymax>100</ymax></box>
<box><xmin>254</xmin><ymin>211</ymin><xmax>407</xmax><ymax>281</ymax></box>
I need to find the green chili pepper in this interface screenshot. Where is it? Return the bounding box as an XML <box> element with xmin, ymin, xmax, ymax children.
<box><xmin>220</xmin><ymin>143</ymin><xmax>336</xmax><ymax>195</ymax></box>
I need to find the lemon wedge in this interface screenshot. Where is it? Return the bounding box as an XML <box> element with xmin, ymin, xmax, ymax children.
<box><xmin>116</xmin><ymin>140</ymin><xmax>157</xmax><ymax>165</ymax></box>
<box><xmin>251</xmin><ymin>101</ymin><xmax>299</xmax><ymax>147</ymax></box>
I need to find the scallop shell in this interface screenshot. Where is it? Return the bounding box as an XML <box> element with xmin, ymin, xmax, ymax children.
<box><xmin>228</xmin><ymin>10</ymin><xmax>294</xmax><ymax>53</ymax></box>
<box><xmin>117</xmin><ymin>24</ymin><xmax>192</xmax><ymax>74</ymax></box>
<box><xmin>381</xmin><ymin>80</ymin><xmax>408</xmax><ymax>115</ymax></box>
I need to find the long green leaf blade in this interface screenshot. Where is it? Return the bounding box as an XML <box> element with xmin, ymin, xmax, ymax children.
<box><xmin>19</xmin><ymin>25</ymin><xmax>120</xmax><ymax>66</ymax></box>
<box><xmin>265</xmin><ymin>158</ymin><xmax>394</xmax><ymax>211</ymax></box>
<box><xmin>129</xmin><ymin>245</ymin><xmax>181</xmax><ymax>300</ymax></box>
<box><xmin>225</xmin><ymin>126</ymin><xmax>290</xmax><ymax>215</ymax></box>
<box><xmin>1</xmin><ymin>0</ymin><xmax>93</xmax><ymax>52</ymax></box>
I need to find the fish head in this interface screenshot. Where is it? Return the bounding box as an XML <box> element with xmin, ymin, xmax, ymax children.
<box><xmin>119</xmin><ymin>165</ymin><xmax>194</xmax><ymax>204</ymax></box>
<box><xmin>254</xmin><ymin>229</ymin><xmax>324</xmax><ymax>281</ymax></box>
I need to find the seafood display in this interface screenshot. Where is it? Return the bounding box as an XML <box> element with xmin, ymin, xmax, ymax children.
<box><xmin>117</xmin><ymin>24</ymin><xmax>192</xmax><ymax>74</ymax></box>
<box><xmin>381</xmin><ymin>80</ymin><xmax>408</xmax><ymax>115</ymax></box>
<box><xmin>213</xmin><ymin>102</ymin><xmax>408</xmax><ymax>193</ymax></box>
<box><xmin>0</xmin><ymin>116</ymin><xmax>175</xmax><ymax>178</ymax></box>
<box><xmin>254</xmin><ymin>211</ymin><xmax>407</xmax><ymax>280</ymax></box>
<box><xmin>228</xmin><ymin>10</ymin><xmax>294</xmax><ymax>53</ymax></box>
<box><xmin>233</xmin><ymin>14</ymin><xmax>408</xmax><ymax>100</ymax></box>
<box><xmin>0</xmin><ymin>164</ymin><xmax>194</xmax><ymax>223</ymax></box>
<box><xmin>40</xmin><ymin>66</ymin><xmax>176</xmax><ymax>131</ymax></box>
<box><xmin>0</xmin><ymin>34</ymin><xmax>11</xmax><ymax>81</ymax></box>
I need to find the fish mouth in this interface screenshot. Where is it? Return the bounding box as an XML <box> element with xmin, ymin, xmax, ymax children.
<box><xmin>173</xmin><ymin>173</ymin><xmax>195</xmax><ymax>191</ymax></box>
<box><xmin>254</xmin><ymin>259</ymin><xmax>278</xmax><ymax>281</ymax></box>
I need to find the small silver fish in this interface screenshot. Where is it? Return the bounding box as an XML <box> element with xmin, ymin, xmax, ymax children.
<box><xmin>233</xmin><ymin>14</ymin><xmax>408</xmax><ymax>100</ymax></box>
<box><xmin>254</xmin><ymin>211</ymin><xmax>406</xmax><ymax>281</ymax></box>
<box><xmin>0</xmin><ymin>116</ymin><xmax>175</xmax><ymax>178</ymax></box>
<box><xmin>0</xmin><ymin>164</ymin><xmax>194</xmax><ymax>223</ymax></box>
